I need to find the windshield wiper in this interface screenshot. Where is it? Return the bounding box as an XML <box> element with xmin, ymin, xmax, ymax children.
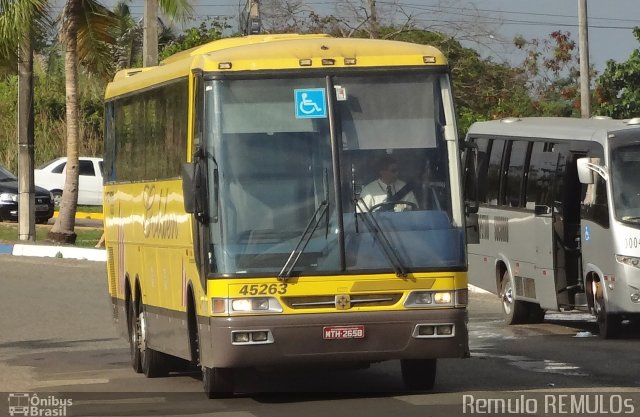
<box><xmin>279</xmin><ymin>169</ymin><xmax>331</xmax><ymax>281</ymax></box>
<box><xmin>622</xmin><ymin>216</ymin><xmax>640</xmax><ymax>223</ymax></box>
<box><xmin>355</xmin><ymin>198</ymin><xmax>407</xmax><ymax>278</ymax></box>
<box><xmin>278</xmin><ymin>200</ymin><xmax>328</xmax><ymax>281</ymax></box>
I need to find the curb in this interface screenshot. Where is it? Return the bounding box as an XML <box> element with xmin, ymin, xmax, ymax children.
<box><xmin>53</xmin><ymin>211</ymin><xmax>104</xmax><ymax>221</ymax></box>
<box><xmin>0</xmin><ymin>243</ymin><xmax>106</xmax><ymax>262</ymax></box>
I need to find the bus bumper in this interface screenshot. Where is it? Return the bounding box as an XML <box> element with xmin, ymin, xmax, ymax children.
<box><xmin>202</xmin><ymin>308</ymin><xmax>469</xmax><ymax>368</ymax></box>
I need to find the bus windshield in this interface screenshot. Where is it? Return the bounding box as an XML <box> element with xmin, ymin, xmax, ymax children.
<box><xmin>611</xmin><ymin>142</ymin><xmax>640</xmax><ymax>224</ymax></box>
<box><xmin>205</xmin><ymin>73</ymin><xmax>464</xmax><ymax>275</ymax></box>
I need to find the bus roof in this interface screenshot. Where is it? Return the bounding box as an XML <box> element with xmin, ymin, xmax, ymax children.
<box><xmin>467</xmin><ymin>117</ymin><xmax>640</xmax><ymax>142</ymax></box>
<box><xmin>105</xmin><ymin>34</ymin><xmax>447</xmax><ymax>100</ymax></box>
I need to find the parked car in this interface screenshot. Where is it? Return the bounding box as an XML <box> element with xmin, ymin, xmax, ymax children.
<box><xmin>0</xmin><ymin>164</ymin><xmax>54</xmax><ymax>224</ymax></box>
<box><xmin>34</xmin><ymin>157</ymin><xmax>103</xmax><ymax>206</ymax></box>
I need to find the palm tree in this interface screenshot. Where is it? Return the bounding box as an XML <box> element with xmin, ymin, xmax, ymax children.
<box><xmin>143</xmin><ymin>0</ymin><xmax>192</xmax><ymax>66</ymax></box>
<box><xmin>48</xmin><ymin>0</ymin><xmax>118</xmax><ymax>243</ymax></box>
<box><xmin>0</xmin><ymin>0</ymin><xmax>51</xmax><ymax>241</ymax></box>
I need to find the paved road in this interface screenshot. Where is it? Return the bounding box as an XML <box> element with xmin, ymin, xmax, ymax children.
<box><xmin>1</xmin><ymin>255</ymin><xmax>639</xmax><ymax>417</ymax></box>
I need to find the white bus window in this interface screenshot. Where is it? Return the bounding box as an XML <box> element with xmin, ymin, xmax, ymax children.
<box><xmin>525</xmin><ymin>142</ymin><xmax>558</xmax><ymax>210</ymax></box>
<box><xmin>487</xmin><ymin>139</ymin><xmax>505</xmax><ymax>206</ymax></box>
<box><xmin>504</xmin><ymin>140</ymin><xmax>529</xmax><ymax>208</ymax></box>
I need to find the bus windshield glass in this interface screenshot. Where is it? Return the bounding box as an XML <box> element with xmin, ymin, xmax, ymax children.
<box><xmin>205</xmin><ymin>73</ymin><xmax>464</xmax><ymax>275</ymax></box>
<box><xmin>611</xmin><ymin>142</ymin><xmax>640</xmax><ymax>224</ymax></box>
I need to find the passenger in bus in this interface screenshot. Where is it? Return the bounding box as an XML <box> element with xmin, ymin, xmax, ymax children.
<box><xmin>360</xmin><ymin>155</ymin><xmax>418</xmax><ymax>212</ymax></box>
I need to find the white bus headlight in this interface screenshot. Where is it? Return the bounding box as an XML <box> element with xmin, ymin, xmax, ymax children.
<box><xmin>629</xmin><ymin>285</ymin><xmax>640</xmax><ymax>303</ymax></box>
<box><xmin>219</xmin><ymin>297</ymin><xmax>283</xmax><ymax>314</ymax></box>
<box><xmin>434</xmin><ymin>292</ymin><xmax>452</xmax><ymax>304</ymax></box>
<box><xmin>616</xmin><ymin>255</ymin><xmax>640</xmax><ymax>269</ymax></box>
<box><xmin>404</xmin><ymin>291</ymin><xmax>453</xmax><ymax>308</ymax></box>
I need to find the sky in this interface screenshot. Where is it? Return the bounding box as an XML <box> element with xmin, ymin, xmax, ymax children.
<box><xmin>61</xmin><ymin>0</ymin><xmax>640</xmax><ymax>73</ymax></box>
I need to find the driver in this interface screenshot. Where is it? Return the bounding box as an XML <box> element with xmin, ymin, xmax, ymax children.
<box><xmin>360</xmin><ymin>155</ymin><xmax>417</xmax><ymax>212</ymax></box>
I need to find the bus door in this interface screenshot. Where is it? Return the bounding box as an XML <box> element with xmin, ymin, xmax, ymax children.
<box><xmin>551</xmin><ymin>146</ymin><xmax>585</xmax><ymax>308</ymax></box>
<box><xmin>527</xmin><ymin>141</ymin><xmax>561</xmax><ymax>310</ymax></box>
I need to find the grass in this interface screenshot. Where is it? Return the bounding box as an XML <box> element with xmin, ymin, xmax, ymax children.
<box><xmin>76</xmin><ymin>205</ymin><xmax>104</xmax><ymax>213</ymax></box>
<box><xmin>0</xmin><ymin>223</ymin><xmax>103</xmax><ymax>248</ymax></box>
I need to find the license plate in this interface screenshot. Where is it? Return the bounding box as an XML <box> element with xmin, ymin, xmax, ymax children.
<box><xmin>35</xmin><ymin>204</ymin><xmax>50</xmax><ymax>211</ymax></box>
<box><xmin>323</xmin><ymin>325</ymin><xmax>365</xmax><ymax>340</ymax></box>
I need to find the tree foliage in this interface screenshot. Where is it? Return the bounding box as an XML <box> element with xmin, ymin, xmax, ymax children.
<box><xmin>514</xmin><ymin>30</ymin><xmax>596</xmax><ymax>117</ymax></box>
<box><xmin>380</xmin><ymin>28</ymin><xmax>533</xmax><ymax>134</ymax></box>
<box><xmin>595</xmin><ymin>27</ymin><xmax>640</xmax><ymax>119</ymax></box>
<box><xmin>159</xmin><ymin>17</ymin><xmax>230</xmax><ymax>60</ymax></box>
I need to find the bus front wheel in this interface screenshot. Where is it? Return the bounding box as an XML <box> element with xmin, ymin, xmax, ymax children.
<box><xmin>400</xmin><ymin>359</ymin><xmax>437</xmax><ymax>390</ymax></box>
<box><xmin>500</xmin><ymin>272</ymin><xmax>527</xmax><ymax>325</ymax></box>
<box><xmin>595</xmin><ymin>291</ymin><xmax>621</xmax><ymax>339</ymax></box>
<box><xmin>202</xmin><ymin>366</ymin><xmax>234</xmax><ymax>398</ymax></box>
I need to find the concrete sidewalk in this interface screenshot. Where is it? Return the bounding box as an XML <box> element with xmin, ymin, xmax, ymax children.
<box><xmin>0</xmin><ymin>210</ymin><xmax>106</xmax><ymax>261</ymax></box>
<box><xmin>0</xmin><ymin>243</ymin><xmax>106</xmax><ymax>262</ymax></box>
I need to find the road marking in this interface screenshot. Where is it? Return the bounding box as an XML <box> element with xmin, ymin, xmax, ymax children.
<box><xmin>74</xmin><ymin>397</ymin><xmax>167</xmax><ymax>405</ymax></box>
<box><xmin>34</xmin><ymin>378</ymin><xmax>110</xmax><ymax>388</ymax></box>
<box><xmin>473</xmin><ymin>352</ymin><xmax>588</xmax><ymax>377</ymax></box>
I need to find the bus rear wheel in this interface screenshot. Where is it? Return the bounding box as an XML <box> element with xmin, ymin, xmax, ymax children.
<box><xmin>202</xmin><ymin>366</ymin><xmax>234</xmax><ymax>399</ymax></box>
<box><xmin>400</xmin><ymin>359</ymin><xmax>437</xmax><ymax>390</ymax></box>
<box><xmin>138</xmin><ymin>304</ymin><xmax>169</xmax><ymax>377</ymax></box>
<box><xmin>128</xmin><ymin>301</ymin><xmax>142</xmax><ymax>373</ymax></box>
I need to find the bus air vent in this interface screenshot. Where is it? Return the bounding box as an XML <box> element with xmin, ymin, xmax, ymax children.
<box><xmin>282</xmin><ymin>293</ymin><xmax>402</xmax><ymax>309</ymax></box>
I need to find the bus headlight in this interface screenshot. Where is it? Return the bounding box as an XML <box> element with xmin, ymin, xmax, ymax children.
<box><xmin>404</xmin><ymin>291</ymin><xmax>454</xmax><ymax>308</ymax></box>
<box><xmin>629</xmin><ymin>285</ymin><xmax>640</xmax><ymax>303</ymax></box>
<box><xmin>211</xmin><ymin>297</ymin><xmax>283</xmax><ymax>314</ymax></box>
<box><xmin>616</xmin><ymin>254</ymin><xmax>640</xmax><ymax>269</ymax></box>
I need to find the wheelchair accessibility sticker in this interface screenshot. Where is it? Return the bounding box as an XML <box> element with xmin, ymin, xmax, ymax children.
<box><xmin>294</xmin><ymin>88</ymin><xmax>327</xmax><ymax>119</ymax></box>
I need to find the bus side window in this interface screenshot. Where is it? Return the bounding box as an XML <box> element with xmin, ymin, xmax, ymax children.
<box><xmin>526</xmin><ymin>141</ymin><xmax>557</xmax><ymax>212</ymax></box>
<box><xmin>471</xmin><ymin>137</ymin><xmax>490</xmax><ymax>204</ymax></box>
<box><xmin>486</xmin><ymin>139</ymin><xmax>505</xmax><ymax>206</ymax></box>
<box><xmin>503</xmin><ymin>140</ymin><xmax>530</xmax><ymax>208</ymax></box>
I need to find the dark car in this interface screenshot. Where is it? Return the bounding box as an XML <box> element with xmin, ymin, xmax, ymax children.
<box><xmin>0</xmin><ymin>164</ymin><xmax>54</xmax><ymax>224</ymax></box>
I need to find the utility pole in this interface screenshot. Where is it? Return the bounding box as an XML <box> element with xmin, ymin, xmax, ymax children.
<box><xmin>368</xmin><ymin>0</ymin><xmax>379</xmax><ymax>39</ymax></box>
<box><xmin>578</xmin><ymin>0</ymin><xmax>591</xmax><ymax>118</ymax></box>
<box><xmin>143</xmin><ymin>0</ymin><xmax>159</xmax><ymax>66</ymax></box>
<box><xmin>17</xmin><ymin>35</ymin><xmax>35</xmax><ymax>241</ymax></box>
<box><xmin>244</xmin><ymin>0</ymin><xmax>261</xmax><ymax>35</ymax></box>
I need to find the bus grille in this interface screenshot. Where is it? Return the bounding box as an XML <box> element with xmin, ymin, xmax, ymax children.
<box><xmin>282</xmin><ymin>293</ymin><xmax>402</xmax><ymax>309</ymax></box>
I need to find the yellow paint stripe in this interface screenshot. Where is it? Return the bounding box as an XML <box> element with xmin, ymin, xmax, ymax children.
<box><xmin>53</xmin><ymin>211</ymin><xmax>104</xmax><ymax>220</ymax></box>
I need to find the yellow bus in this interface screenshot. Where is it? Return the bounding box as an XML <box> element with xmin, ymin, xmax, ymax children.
<box><xmin>103</xmin><ymin>34</ymin><xmax>471</xmax><ymax>398</ymax></box>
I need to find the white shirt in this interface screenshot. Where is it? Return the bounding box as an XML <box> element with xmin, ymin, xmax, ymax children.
<box><xmin>359</xmin><ymin>179</ymin><xmax>417</xmax><ymax>212</ymax></box>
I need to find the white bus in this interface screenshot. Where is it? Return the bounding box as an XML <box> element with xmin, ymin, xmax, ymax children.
<box><xmin>463</xmin><ymin>117</ymin><xmax>640</xmax><ymax>338</ymax></box>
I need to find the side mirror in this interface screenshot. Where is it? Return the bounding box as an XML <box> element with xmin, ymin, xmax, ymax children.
<box><xmin>577</xmin><ymin>157</ymin><xmax>594</xmax><ymax>184</ymax></box>
<box><xmin>181</xmin><ymin>149</ymin><xmax>217</xmax><ymax>222</ymax></box>
<box><xmin>466</xmin><ymin>212</ymin><xmax>479</xmax><ymax>244</ymax></box>
<box><xmin>534</xmin><ymin>204</ymin><xmax>552</xmax><ymax>217</ymax></box>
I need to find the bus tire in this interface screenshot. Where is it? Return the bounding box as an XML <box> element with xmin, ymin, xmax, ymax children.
<box><xmin>597</xmin><ymin>301</ymin><xmax>621</xmax><ymax>339</ymax></box>
<box><xmin>400</xmin><ymin>359</ymin><xmax>437</xmax><ymax>390</ymax></box>
<box><xmin>138</xmin><ymin>304</ymin><xmax>169</xmax><ymax>378</ymax></box>
<box><xmin>142</xmin><ymin>348</ymin><xmax>169</xmax><ymax>378</ymax></box>
<box><xmin>526</xmin><ymin>303</ymin><xmax>546</xmax><ymax>324</ymax></box>
<box><xmin>500</xmin><ymin>272</ymin><xmax>527</xmax><ymax>325</ymax></box>
<box><xmin>202</xmin><ymin>366</ymin><xmax>234</xmax><ymax>399</ymax></box>
<box><xmin>128</xmin><ymin>301</ymin><xmax>142</xmax><ymax>373</ymax></box>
